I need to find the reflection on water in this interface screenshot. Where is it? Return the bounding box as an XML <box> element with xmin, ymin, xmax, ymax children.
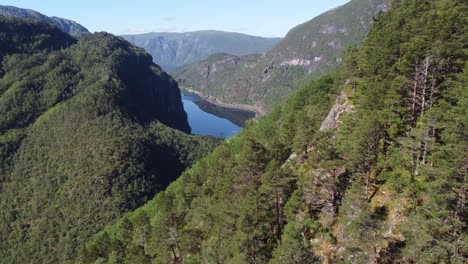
<box><xmin>182</xmin><ymin>92</ymin><xmax>244</xmax><ymax>138</ymax></box>
<box><xmin>194</xmin><ymin>100</ymin><xmax>256</xmax><ymax>127</ymax></box>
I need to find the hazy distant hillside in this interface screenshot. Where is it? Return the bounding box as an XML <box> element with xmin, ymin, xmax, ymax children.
<box><xmin>122</xmin><ymin>31</ymin><xmax>281</xmax><ymax>72</ymax></box>
<box><xmin>0</xmin><ymin>5</ymin><xmax>90</xmax><ymax>38</ymax></box>
<box><xmin>173</xmin><ymin>0</ymin><xmax>391</xmax><ymax>113</ymax></box>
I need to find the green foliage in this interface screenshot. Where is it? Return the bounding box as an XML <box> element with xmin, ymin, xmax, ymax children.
<box><xmin>335</xmin><ymin>0</ymin><xmax>468</xmax><ymax>262</ymax></box>
<box><xmin>270</xmin><ymin>222</ymin><xmax>319</xmax><ymax>264</ymax></box>
<box><xmin>3</xmin><ymin>0</ymin><xmax>467</xmax><ymax>263</ymax></box>
<box><xmin>81</xmin><ymin>0</ymin><xmax>467</xmax><ymax>263</ymax></box>
<box><xmin>0</xmin><ymin>18</ymin><xmax>219</xmax><ymax>263</ymax></box>
<box><xmin>79</xmin><ymin>74</ymin><xmax>337</xmax><ymax>263</ymax></box>
<box><xmin>0</xmin><ymin>16</ymin><xmax>76</xmax><ymax>70</ymax></box>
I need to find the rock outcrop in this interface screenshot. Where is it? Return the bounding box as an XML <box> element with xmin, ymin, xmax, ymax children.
<box><xmin>320</xmin><ymin>91</ymin><xmax>354</xmax><ymax>131</ymax></box>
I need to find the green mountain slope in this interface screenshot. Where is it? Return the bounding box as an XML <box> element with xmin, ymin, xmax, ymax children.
<box><xmin>81</xmin><ymin>0</ymin><xmax>467</xmax><ymax>263</ymax></box>
<box><xmin>0</xmin><ymin>16</ymin><xmax>75</xmax><ymax>76</ymax></box>
<box><xmin>122</xmin><ymin>31</ymin><xmax>281</xmax><ymax>72</ymax></box>
<box><xmin>0</xmin><ymin>17</ymin><xmax>219</xmax><ymax>263</ymax></box>
<box><xmin>173</xmin><ymin>0</ymin><xmax>390</xmax><ymax>114</ymax></box>
<box><xmin>0</xmin><ymin>5</ymin><xmax>90</xmax><ymax>38</ymax></box>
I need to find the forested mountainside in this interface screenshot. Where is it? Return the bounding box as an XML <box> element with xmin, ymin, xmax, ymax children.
<box><xmin>122</xmin><ymin>31</ymin><xmax>281</xmax><ymax>72</ymax></box>
<box><xmin>0</xmin><ymin>17</ymin><xmax>219</xmax><ymax>263</ymax></box>
<box><xmin>0</xmin><ymin>5</ymin><xmax>90</xmax><ymax>38</ymax></box>
<box><xmin>173</xmin><ymin>0</ymin><xmax>390</xmax><ymax>114</ymax></box>
<box><xmin>82</xmin><ymin>0</ymin><xmax>467</xmax><ymax>263</ymax></box>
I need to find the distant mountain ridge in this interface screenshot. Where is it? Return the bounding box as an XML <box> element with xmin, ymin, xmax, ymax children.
<box><xmin>122</xmin><ymin>30</ymin><xmax>281</xmax><ymax>72</ymax></box>
<box><xmin>173</xmin><ymin>0</ymin><xmax>391</xmax><ymax>113</ymax></box>
<box><xmin>0</xmin><ymin>5</ymin><xmax>90</xmax><ymax>38</ymax></box>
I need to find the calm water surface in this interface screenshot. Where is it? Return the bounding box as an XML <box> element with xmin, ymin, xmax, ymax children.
<box><xmin>182</xmin><ymin>92</ymin><xmax>242</xmax><ymax>138</ymax></box>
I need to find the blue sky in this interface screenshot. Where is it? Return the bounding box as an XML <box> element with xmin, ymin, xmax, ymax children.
<box><xmin>2</xmin><ymin>0</ymin><xmax>350</xmax><ymax>37</ymax></box>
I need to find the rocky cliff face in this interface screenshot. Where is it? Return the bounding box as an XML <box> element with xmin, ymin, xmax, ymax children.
<box><xmin>126</xmin><ymin>64</ymin><xmax>191</xmax><ymax>133</ymax></box>
<box><xmin>73</xmin><ymin>32</ymin><xmax>191</xmax><ymax>133</ymax></box>
<box><xmin>284</xmin><ymin>89</ymin><xmax>354</xmax><ymax>166</ymax></box>
<box><xmin>173</xmin><ymin>0</ymin><xmax>391</xmax><ymax>112</ymax></box>
<box><xmin>122</xmin><ymin>31</ymin><xmax>281</xmax><ymax>72</ymax></box>
<box><xmin>319</xmin><ymin>91</ymin><xmax>354</xmax><ymax>131</ymax></box>
<box><xmin>0</xmin><ymin>5</ymin><xmax>90</xmax><ymax>38</ymax></box>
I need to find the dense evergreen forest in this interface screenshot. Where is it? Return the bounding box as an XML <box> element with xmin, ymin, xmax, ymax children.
<box><xmin>0</xmin><ymin>17</ymin><xmax>219</xmax><ymax>263</ymax></box>
<box><xmin>80</xmin><ymin>0</ymin><xmax>467</xmax><ymax>263</ymax></box>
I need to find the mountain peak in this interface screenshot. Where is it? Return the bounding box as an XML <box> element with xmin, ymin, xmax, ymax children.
<box><xmin>0</xmin><ymin>5</ymin><xmax>90</xmax><ymax>38</ymax></box>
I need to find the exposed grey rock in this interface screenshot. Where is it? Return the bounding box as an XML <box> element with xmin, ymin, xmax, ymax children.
<box><xmin>320</xmin><ymin>91</ymin><xmax>354</xmax><ymax>131</ymax></box>
<box><xmin>320</xmin><ymin>24</ymin><xmax>348</xmax><ymax>35</ymax></box>
<box><xmin>282</xmin><ymin>90</ymin><xmax>354</xmax><ymax>173</ymax></box>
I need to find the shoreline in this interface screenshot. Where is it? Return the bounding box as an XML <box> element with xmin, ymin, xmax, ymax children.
<box><xmin>181</xmin><ymin>87</ymin><xmax>262</xmax><ymax>116</ymax></box>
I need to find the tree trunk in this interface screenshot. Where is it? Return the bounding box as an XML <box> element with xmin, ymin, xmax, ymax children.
<box><xmin>366</xmin><ymin>170</ymin><xmax>370</xmax><ymax>201</ymax></box>
<box><xmin>275</xmin><ymin>189</ymin><xmax>282</xmax><ymax>241</ymax></box>
<box><xmin>171</xmin><ymin>247</ymin><xmax>178</xmax><ymax>264</ymax></box>
<box><xmin>456</xmin><ymin>161</ymin><xmax>467</xmax><ymax>219</ymax></box>
<box><xmin>410</xmin><ymin>63</ymin><xmax>420</xmax><ymax>127</ymax></box>
<box><xmin>420</xmin><ymin>57</ymin><xmax>430</xmax><ymax>120</ymax></box>
<box><xmin>421</xmin><ymin>128</ymin><xmax>429</xmax><ymax>165</ymax></box>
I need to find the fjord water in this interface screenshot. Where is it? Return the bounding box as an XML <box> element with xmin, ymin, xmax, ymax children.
<box><xmin>182</xmin><ymin>92</ymin><xmax>242</xmax><ymax>138</ymax></box>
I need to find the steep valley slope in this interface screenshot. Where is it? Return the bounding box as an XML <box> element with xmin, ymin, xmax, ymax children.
<box><xmin>173</xmin><ymin>0</ymin><xmax>391</xmax><ymax>114</ymax></box>
<box><xmin>0</xmin><ymin>16</ymin><xmax>219</xmax><ymax>263</ymax></box>
<box><xmin>80</xmin><ymin>0</ymin><xmax>467</xmax><ymax>262</ymax></box>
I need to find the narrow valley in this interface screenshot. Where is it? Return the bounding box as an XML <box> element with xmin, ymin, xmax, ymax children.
<box><xmin>0</xmin><ymin>0</ymin><xmax>466</xmax><ymax>263</ymax></box>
